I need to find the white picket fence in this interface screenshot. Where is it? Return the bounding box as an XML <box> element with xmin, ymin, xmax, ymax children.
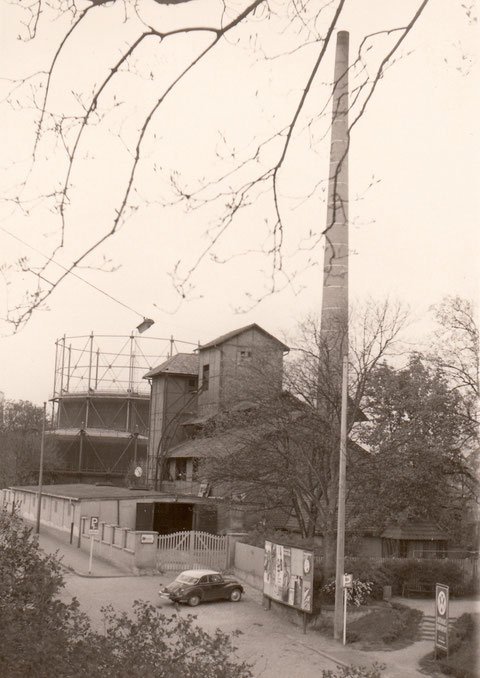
<box><xmin>156</xmin><ymin>530</ymin><xmax>228</xmax><ymax>572</ymax></box>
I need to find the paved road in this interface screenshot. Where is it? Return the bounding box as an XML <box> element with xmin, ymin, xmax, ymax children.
<box><xmin>60</xmin><ymin>572</ymin><xmax>350</xmax><ymax>678</ymax></box>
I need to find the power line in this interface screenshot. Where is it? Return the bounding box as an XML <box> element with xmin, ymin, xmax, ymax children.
<box><xmin>0</xmin><ymin>225</ymin><xmax>147</xmax><ymax>319</ymax></box>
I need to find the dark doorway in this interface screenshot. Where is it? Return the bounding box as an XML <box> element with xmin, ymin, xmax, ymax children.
<box><xmin>194</xmin><ymin>504</ymin><xmax>218</xmax><ymax>534</ymax></box>
<box><xmin>153</xmin><ymin>502</ymin><xmax>193</xmax><ymax>534</ymax></box>
<box><xmin>136</xmin><ymin>502</ymin><xmax>154</xmax><ymax>531</ymax></box>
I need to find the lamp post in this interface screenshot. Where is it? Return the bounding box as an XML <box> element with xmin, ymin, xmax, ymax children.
<box><xmin>334</xmin><ymin>356</ymin><xmax>348</xmax><ymax>640</ymax></box>
<box><xmin>35</xmin><ymin>402</ymin><xmax>46</xmax><ymax>534</ymax></box>
<box><xmin>136</xmin><ymin>318</ymin><xmax>154</xmax><ymax>334</ymax></box>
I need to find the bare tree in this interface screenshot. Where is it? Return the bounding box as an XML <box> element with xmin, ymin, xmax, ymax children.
<box><xmin>1</xmin><ymin>0</ymin><xmax>454</xmax><ymax>329</ymax></box>
<box><xmin>200</xmin><ymin>299</ymin><xmax>408</xmax><ymax>576</ymax></box>
<box><xmin>429</xmin><ymin>296</ymin><xmax>479</xmax><ymax>415</ymax></box>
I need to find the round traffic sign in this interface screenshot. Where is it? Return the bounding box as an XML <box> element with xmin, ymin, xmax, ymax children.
<box><xmin>437</xmin><ymin>590</ymin><xmax>447</xmax><ymax>616</ymax></box>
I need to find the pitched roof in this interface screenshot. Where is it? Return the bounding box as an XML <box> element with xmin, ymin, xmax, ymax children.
<box><xmin>166</xmin><ymin>432</ymin><xmax>243</xmax><ymax>459</ymax></box>
<box><xmin>381</xmin><ymin>520</ymin><xmax>449</xmax><ymax>541</ymax></box>
<box><xmin>143</xmin><ymin>353</ymin><xmax>199</xmax><ymax>379</ymax></box>
<box><xmin>199</xmin><ymin>323</ymin><xmax>289</xmax><ymax>352</ymax></box>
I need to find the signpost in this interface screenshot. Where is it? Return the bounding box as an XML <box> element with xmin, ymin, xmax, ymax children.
<box><xmin>342</xmin><ymin>573</ymin><xmax>353</xmax><ymax>645</ymax></box>
<box><xmin>435</xmin><ymin>583</ymin><xmax>449</xmax><ymax>657</ymax></box>
<box><xmin>88</xmin><ymin>516</ymin><xmax>99</xmax><ymax>574</ymax></box>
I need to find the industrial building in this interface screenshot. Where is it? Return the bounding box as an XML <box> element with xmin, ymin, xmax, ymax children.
<box><xmin>46</xmin><ymin>332</ymin><xmax>196</xmax><ymax>483</ymax></box>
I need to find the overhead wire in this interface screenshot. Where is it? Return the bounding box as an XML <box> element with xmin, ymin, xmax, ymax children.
<box><xmin>0</xmin><ymin>225</ymin><xmax>146</xmax><ymax>319</ymax></box>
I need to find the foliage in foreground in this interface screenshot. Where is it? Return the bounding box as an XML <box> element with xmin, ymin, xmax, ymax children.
<box><xmin>420</xmin><ymin>614</ymin><xmax>478</xmax><ymax>678</ymax></box>
<box><xmin>0</xmin><ymin>510</ymin><xmax>252</xmax><ymax>678</ymax></box>
<box><xmin>321</xmin><ymin>663</ymin><xmax>385</xmax><ymax>678</ymax></box>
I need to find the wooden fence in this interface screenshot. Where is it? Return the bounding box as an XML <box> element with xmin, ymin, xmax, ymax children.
<box><xmin>156</xmin><ymin>530</ymin><xmax>228</xmax><ymax>572</ymax></box>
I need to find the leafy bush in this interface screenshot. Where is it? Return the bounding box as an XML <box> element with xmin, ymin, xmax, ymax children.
<box><xmin>446</xmin><ymin>613</ymin><xmax>475</xmax><ymax>654</ymax></box>
<box><xmin>0</xmin><ymin>510</ymin><xmax>252</xmax><ymax>678</ymax></box>
<box><xmin>322</xmin><ymin>578</ymin><xmax>373</xmax><ymax>607</ymax></box>
<box><xmin>421</xmin><ymin>614</ymin><xmax>479</xmax><ymax>678</ymax></box>
<box><xmin>375</xmin><ymin>558</ymin><xmax>465</xmax><ymax>596</ymax></box>
<box><xmin>345</xmin><ymin>605</ymin><xmax>421</xmax><ymax>647</ymax></box>
<box><xmin>321</xmin><ymin>663</ymin><xmax>385</xmax><ymax>678</ymax></box>
<box><xmin>344</xmin><ymin>558</ymin><xmax>391</xmax><ymax>600</ymax></box>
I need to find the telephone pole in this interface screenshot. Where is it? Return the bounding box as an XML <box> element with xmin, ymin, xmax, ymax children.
<box><xmin>35</xmin><ymin>402</ymin><xmax>46</xmax><ymax>534</ymax></box>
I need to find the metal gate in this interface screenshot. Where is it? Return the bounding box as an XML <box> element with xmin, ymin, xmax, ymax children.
<box><xmin>156</xmin><ymin>530</ymin><xmax>228</xmax><ymax>572</ymax></box>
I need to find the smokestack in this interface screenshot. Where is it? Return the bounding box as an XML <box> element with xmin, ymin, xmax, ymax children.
<box><xmin>320</xmin><ymin>30</ymin><xmax>349</xmax><ymax>360</ymax></box>
<box><xmin>320</xmin><ymin>31</ymin><xmax>350</xmax><ymax>643</ymax></box>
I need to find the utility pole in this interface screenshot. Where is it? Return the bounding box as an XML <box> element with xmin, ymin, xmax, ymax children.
<box><xmin>334</xmin><ymin>356</ymin><xmax>348</xmax><ymax>639</ymax></box>
<box><xmin>35</xmin><ymin>402</ymin><xmax>46</xmax><ymax>534</ymax></box>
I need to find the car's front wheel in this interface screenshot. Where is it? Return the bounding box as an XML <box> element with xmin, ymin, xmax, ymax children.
<box><xmin>188</xmin><ymin>594</ymin><xmax>201</xmax><ymax>607</ymax></box>
<box><xmin>229</xmin><ymin>588</ymin><xmax>242</xmax><ymax>602</ymax></box>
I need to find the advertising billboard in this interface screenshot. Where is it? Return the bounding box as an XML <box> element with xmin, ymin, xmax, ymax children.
<box><xmin>263</xmin><ymin>540</ymin><xmax>314</xmax><ymax>613</ymax></box>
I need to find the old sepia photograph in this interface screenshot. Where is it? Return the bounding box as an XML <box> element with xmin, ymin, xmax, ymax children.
<box><xmin>0</xmin><ymin>1</ymin><xmax>478</xmax><ymax>677</ymax></box>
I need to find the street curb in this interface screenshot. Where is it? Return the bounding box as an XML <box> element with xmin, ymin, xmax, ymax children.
<box><xmin>71</xmin><ymin>571</ymin><xmax>136</xmax><ymax>579</ymax></box>
<box><xmin>296</xmin><ymin>641</ymin><xmax>349</xmax><ymax>669</ymax></box>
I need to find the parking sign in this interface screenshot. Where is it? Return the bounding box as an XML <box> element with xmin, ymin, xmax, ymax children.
<box><xmin>435</xmin><ymin>584</ymin><xmax>449</xmax><ymax>652</ymax></box>
<box><xmin>89</xmin><ymin>516</ymin><xmax>99</xmax><ymax>534</ymax></box>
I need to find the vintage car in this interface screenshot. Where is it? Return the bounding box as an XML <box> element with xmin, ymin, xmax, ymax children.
<box><xmin>160</xmin><ymin>569</ymin><xmax>244</xmax><ymax>607</ymax></box>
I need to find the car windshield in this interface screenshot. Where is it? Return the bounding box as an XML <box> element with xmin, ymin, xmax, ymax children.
<box><xmin>176</xmin><ymin>574</ymin><xmax>200</xmax><ymax>585</ymax></box>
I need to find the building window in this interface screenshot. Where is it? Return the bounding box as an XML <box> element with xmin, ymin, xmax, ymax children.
<box><xmin>188</xmin><ymin>377</ymin><xmax>197</xmax><ymax>392</ymax></box>
<box><xmin>192</xmin><ymin>458</ymin><xmax>200</xmax><ymax>480</ymax></box>
<box><xmin>202</xmin><ymin>364</ymin><xmax>209</xmax><ymax>391</ymax></box>
<box><xmin>239</xmin><ymin>349</ymin><xmax>252</xmax><ymax>362</ymax></box>
<box><xmin>175</xmin><ymin>459</ymin><xmax>187</xmax><ymax>480</ymax></box>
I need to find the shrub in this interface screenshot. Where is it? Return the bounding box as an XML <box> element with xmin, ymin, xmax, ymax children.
<box><xmin>346</xmin><ymin>604</ymin><xmax>421</xmax><ymax>647</ymax></box>
<box><xmin>322</xmin><ymin>578</ymin><xmax>374</xmax><ymax>607</ymax></box>
<box><xmin>321</xmin><ymin>663</ymin><xmax>385</xmax><ymax>678</ymax></box>
<box><xmin>376</xmin><ymin>558</ymin><xmax>465</xmax><ymax>596</ymax></box>
<box><xmin>0</xmin><ymin>510</ymin><xmax>252</xmax><ymax>678</ymax></box>
<box><xmin>344</xmin><ymin>558</ymin><xmax>391</xmax><ymax>600</ymax></box>
<box><xmin>447</xmin><ymin>613</ymin><xmax>475</xmax><ymax>654</ymax></box>
<box><xmin>437</xmin><ymin>614</ymin><xmax>479</xmax><ymax>678</ymax></box>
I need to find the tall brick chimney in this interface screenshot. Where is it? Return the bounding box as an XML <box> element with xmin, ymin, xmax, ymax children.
<box><xmin>320</xmin><ymin>30</ymin><xmax>349</xmax><ymax>364</ymax></box>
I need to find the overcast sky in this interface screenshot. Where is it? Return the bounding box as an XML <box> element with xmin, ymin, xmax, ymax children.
<box><xmin>0</xmin><ymin>0</ymin><xmax>478</xmax><ymax>405</ymax></box>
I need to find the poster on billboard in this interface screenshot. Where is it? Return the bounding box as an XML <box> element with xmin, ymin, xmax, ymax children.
<box><xmin>264</xmin><ymin>540</ymin><xmax>314</xmax><ymax>613</ymax></box>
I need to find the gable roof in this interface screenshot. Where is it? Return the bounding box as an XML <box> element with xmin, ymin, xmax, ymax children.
<box><xmin>199</xmin><ymin>323</ymin><xmax>289</xmax><ymax>352</ymax></box>
<box><xmin>166</xmin><ymin>432</ymin><xmax>243</xmax><ymax>459</ymax></box>
<box><xmin>381</xmin><ymin>520</ymin><xmax>449</xmax><ymax>541</ymax></box>
<box><xmin>143</xmin><ymin>353</ymin><xmax>199</xmax><ymax>379</ymax></box>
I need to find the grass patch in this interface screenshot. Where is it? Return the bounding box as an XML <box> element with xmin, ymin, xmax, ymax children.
<box><xmin>420</xmin><ymin>613</ymin><xmax>478</xmax><ymax>678</ymax></box>
<box><xmin>313</xmin><ymin>603</ymin><xmax>422</xmax><ymax>650</ymax></box>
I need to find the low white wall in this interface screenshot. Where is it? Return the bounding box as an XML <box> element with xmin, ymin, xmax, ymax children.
<box><xmin>2</xmin><ymin>488</ymin><xmax>79</xmax><ymax>537</ymax></box>
<box><xmin>79</xmin><ymin>517</ymin><xmax>158</xmax><ymax>572</ymax></box>
<box><xmin>233</xmin><ymin>541</ymin><xmax>264</xmax><ymax>590</ymax></box>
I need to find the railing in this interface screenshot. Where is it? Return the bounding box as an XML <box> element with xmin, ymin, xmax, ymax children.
<box><xmin>159</xmin><ymin>480</ymin><xmax>202</xmax><ymax>496</ymax></box>
<box><xmin>156</xmin><ymin>530</ymin><xmax>228</xmax><ymax>572</ymax></box>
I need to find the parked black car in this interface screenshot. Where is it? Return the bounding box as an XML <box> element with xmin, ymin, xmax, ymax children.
<box><xmin>160</xmin><ymin>569</ymin><xmax>244</xmax><ymax>607</ymax></box>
